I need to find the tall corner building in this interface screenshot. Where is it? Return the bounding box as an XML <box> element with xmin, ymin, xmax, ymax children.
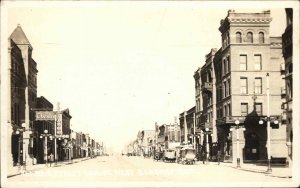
<box><xmin>213</xmin><ymin>10</ymin><xmax>287</xmax><ymax>164</ymax></box>
<box><xmin>8</xmin><ymin>24</ymin><xmax>38</xmax><ymax>168</ymax></box>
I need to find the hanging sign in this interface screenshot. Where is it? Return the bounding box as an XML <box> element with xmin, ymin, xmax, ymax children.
<box><xmin>35</xmin><ymin>111</ymin><xmax>55</xmax><ymax>121</ymax></box>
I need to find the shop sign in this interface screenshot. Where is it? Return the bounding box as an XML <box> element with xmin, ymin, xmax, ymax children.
<box><xmin>56</xmin><ymin>113</ymin><xmax>62</xmax><ymax>135</ymax></box>
<box><xmin>36</xmin><ymin>111</ymin><xmax>56</xmax><ymax>121</ymax></box>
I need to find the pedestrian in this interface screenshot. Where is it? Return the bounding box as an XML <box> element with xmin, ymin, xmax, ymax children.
<box><xmin>49</xmin><ymin>153</ymin><xmax>54</xmax><ymax>167</ymax></box>
<box><xmin>217</xmin><ymin>150</ymin><xmax>221</xmax><ymax>165</ymax></box>
<box><xmin>202</xmin><ymin>150</ymin><xmax>206</xmax><ymax>164</ymax></box>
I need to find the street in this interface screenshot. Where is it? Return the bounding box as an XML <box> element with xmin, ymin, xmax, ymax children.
<box><xmin>6</xmin><ymin>156</ymin><xmax>292</xmax><ymax>187</ymax></box>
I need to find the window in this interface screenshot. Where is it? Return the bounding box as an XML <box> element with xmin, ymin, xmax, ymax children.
<box><xmin>254</xmin><ymin>55</ymin><xmax>262</xmax><ymax>70</ymax></box>
<box><xmin>227</xmin><ymin>56</ymin><xmax>230</xmax><ymax>72</ymax></box>
<box><xmin>255</xmin><ymin>78</ymin><xmax>262</xmax><ymax>94</ymax></box>
<box><xmin>228</xmin><ymin>104</ymin><xmax>231</xmax><ymax>116</ymax></box>
<box><xmin>241</xmin><ymin>103</ymin><xmax>248</xmax><ymax>116</ymax></box>
<box><xmin>236</xmin><ymin>32</ymin><xmax>242</xmax><ymax>43</ymax></box>
<box><xmin>255</xmin><ymin>103</ymin><xmax>262</xmax><ymax>116</ymax></box>
<box><xmin>223</xmin><ymin>82</ymin><xmax>227</xmax><ymax>98</ymax></box>
<box><xmin>259</xmin><ymin>32</ymin><xmax>264</xmax><ymax>43</ymax></box>
<box><xmin>247</xmin><ymin>32</ymin><xmax>253</xmax><ymax>43</ymax></box>
<box><xmin>224</xmin><ymin>105</ymin><xmax>227</xmax><ymax>117</ymax></box>
<box><xmin>220</xmin><ymin>107</ymin><xmax>223</xmax><ymax>117</ymax></box>
<box><xmin>223</xmin><ymin>59</ymin><xmax>227</xmax><ymax>75</ymax></box>
<box><xmin>228</xmin><ymin>79</ymin><xmax>231</xmax><ymax>95</ymax></box>
<box><xmin>240</xmin><ymin>55</ymin><xmax>247</xmax><ymax>70</ymax></box>
<box><xmin>240</xmin><ymin>77</ymin><xmax>248</xmax><ymax>94</ymax></box>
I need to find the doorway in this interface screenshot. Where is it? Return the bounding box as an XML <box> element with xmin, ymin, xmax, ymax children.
<box><xmin>244</xmin><ymin>132</ymin><xmax>259</xmax><ymax>160</ymax></box>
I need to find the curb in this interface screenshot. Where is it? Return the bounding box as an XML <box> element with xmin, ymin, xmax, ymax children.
<box><xmin>7</xmin><ymin>158</ymin><xmax>91</xmax><ymax>178</ymax></box>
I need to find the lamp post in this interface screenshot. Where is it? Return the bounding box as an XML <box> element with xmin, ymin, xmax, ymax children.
<box><xmin>15</xmin><ymin>123</ymin><xmax>26</xmax><ymax>167</ymax></box>
<box><xmin>40</xmin><ymin>130</ymin><xmax>52</xmax><ymax>165</ymax></box>
<box><xmin>193</xmin><ymin>112</ymin><xmax>196</xmax><ymax>149</ymax></box>
<box><xmin>231</xmin><ymin>120</ymin><xmax>240</xmax><ymax>168</ymax></box>
<box><xmin>266</xmin><ymin>73</ymin><xmax>272</xmax><ymax>173</ymax></box>
<box><xmin>15</xmin><ymin>123</ymin><xmax>32</xmax><ymax>171</ymax></box>
<box><xmin>201</xmin><ymin>128</ymin><xmax>212</xmax><ymax>163</ymax></box>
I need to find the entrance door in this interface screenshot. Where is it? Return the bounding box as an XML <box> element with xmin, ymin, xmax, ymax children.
<box><xmin>244</xmin><ymin>132</ymin><xmax>259</xmax><ymax>160</ymax></box>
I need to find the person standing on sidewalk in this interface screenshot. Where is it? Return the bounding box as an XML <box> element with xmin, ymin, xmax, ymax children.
<box><xmin>217</xmin><ymin>150</ymin><xmax>221</xmax><ymax>165</ymax></box>
<box><xmin>201</xmin><ymin>150</ymin><xmax>206</xmax><ymax>164</ymax></box>
<box><xmin>49</xmin><ymin>153</ymin><xmax>54</xmax><ymax>167</ymax></box>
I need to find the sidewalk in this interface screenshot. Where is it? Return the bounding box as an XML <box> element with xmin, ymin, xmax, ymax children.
<box><xmin>7</xmin><ymin>157</ymin><xmax>92</xmax><ymax>178</ymax></box>
<box><xmin>209</xmin><ymin>161</ymin><xmax>292</xmax><ymax>178</ymax></box>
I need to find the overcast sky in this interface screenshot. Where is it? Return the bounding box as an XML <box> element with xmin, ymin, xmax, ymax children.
<box><xmin>3</xmin><ymin>1</ymin><xmax>292</xmax><ymax>152</ymax></box>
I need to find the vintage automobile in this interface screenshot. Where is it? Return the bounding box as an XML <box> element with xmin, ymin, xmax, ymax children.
<box><xmin>153</xmin><ymin>150</ymin><xmax>164</xmax><ymax>161</ymax></box>
<box><xmin>163</xmin><ymin>149</ymin><xmax>176</xmax><ymax>162</ymax></box>
<box><xmin>177</xmin><ymin>148</ymin><xmax>196</xmax><ymax>165</ymax></box>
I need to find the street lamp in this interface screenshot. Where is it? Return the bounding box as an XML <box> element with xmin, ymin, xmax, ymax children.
<box><xmin>15</xmin><ymin>123</ymin><xmax>26</xmax><ymax>167</ymax></box>
<box><xmin>259</xmin><ymin>116</ymin><xmax>279</xmax><ymax>173</ymax></box>
<box><xmin>201</xmin><ymin>128</ymin><xmax>212</xmax><ymax>163</ymax></box>
<box><xmin>15</xmin><ymin>123</ymin><xmax>32</xmax><ymax>171</ymax></box>
<box><xmin>40</xmin><ymin>129</ymin><xmax>52</xmax><ymax>165</ymax></box>
<box><xmin>235</xmin><ymin>120</ymin><xmax>240</xmax><ymax>168</ymax></box>
<box><xmin>266</xmin><ymin>72</ymin><xmax>271</xmax><ymax>173</ymax></box>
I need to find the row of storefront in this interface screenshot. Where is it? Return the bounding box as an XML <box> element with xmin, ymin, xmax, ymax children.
<box><xmin>125</xmin><ymin>9</ymin><xmax>293</xmax><ymax>166</ymax></box>
<box><xmin>5</xmin><ymin>25</ymin><xmax>104</xmax><ymax>173</ymax></box>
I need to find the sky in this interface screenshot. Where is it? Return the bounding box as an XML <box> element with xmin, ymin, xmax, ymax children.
<box><xmin>2</xmin><ymin>1</ymin><xmax>291</xmax><ymax>152</ymax></box>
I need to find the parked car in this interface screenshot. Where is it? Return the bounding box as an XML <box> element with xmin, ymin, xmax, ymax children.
<box><xmin>177</xmin><ymin>148</ymin><xmax>196</xmax><ymax>165</ymax></box>
<box><xmin>163</xmin><ymin>149</ymin><xmax>176</xmax><ymax>162</ymax></box>
<box><xmin>153</xmin><ymin>150</ymin><xmax>163</xmax><ymax>161</ymax></box>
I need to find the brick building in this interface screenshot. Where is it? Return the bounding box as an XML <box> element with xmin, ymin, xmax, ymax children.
<box><xmin>8</xmin><ymin>25</ymin><xmax>38</xmax><ymax>169</ymax></box>
<box><xmin>35</xmin><ymin>96</ymin><xmax>54</xmax><ymax>164</ymax></box>
<box><xmin>179</xmin><ymin>107</ymin><xmax>196</xmax><ymax>146</ymax></box>
<box><xmin>212</xmin><ymin>10</ymin><xmax>287</xmax><ymax>164</ymax></box>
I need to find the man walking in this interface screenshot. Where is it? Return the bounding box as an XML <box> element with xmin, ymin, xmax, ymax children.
<box><xmin>49</xmin><ymin>153</ymin><xmax>54</xmax><ymax>167</ymax></box>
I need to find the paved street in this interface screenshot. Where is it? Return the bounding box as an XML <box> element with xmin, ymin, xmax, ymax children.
<box><xmin>6</xmin><ymin>156</ymin><xmax>293</xmax><ymax>187</ymax></box>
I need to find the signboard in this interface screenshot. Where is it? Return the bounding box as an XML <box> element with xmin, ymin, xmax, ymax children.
<box><xmin>56</xmin><ymin>113</ymin><xmax>62</xmax><ymax>135</ymax></box>
<box><xmin>35</xmin><ymin>111</ymin><xmax>56</xmax><ymax>121</ymax></box>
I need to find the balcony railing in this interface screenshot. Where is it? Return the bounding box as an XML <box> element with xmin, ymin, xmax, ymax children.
<box><xmin>201</xmin><ymin>82</ymin><xmax>212</xmax><ymax>93</ymax></box>
<box><xmin>281</xmin><ymin>87</ymin><xmax>286</xmax><ymax>96</ymax></box>
<box><xmin>288</xmin><ymin>101</ymin><xmax>292</xmax><ymax>111</ymax></box>
<box><xmin>281</xmin><ymin>102</ymin><xmax>287</xmax><ymax>110</ymax></box>
<box><xmin>199</xmin><ymin>122</ymin><xmax>212</xmax><ymax>129</ymax></box>
<box><xmin>280</xmin><ymin>63</ymin><xmax>285</xmax><ymax>72</ymax></box>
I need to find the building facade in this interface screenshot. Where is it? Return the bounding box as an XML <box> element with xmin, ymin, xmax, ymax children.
<box><xmin>8</xmin><ymin>25</ymin><xmax>38</xmax><ymax>169</ymax></box>
<box><xmin>35</xmin><ymin>96</ymin><xmax>54</xmax><ymax>164</ymax></box>
<box><xmin>156</xmin><ymin>123</ymin><xmax>180</xmax><ymax>151</ymax></box>
<box><xmin>282</xmin><ymin>8</ymin><xmax>293</xmax><ymax>165</ymax></box>
<box><xmin>214</xmin><ymin>10</ymin><xmax>287</xmax><ymax>164</ymax></box>
<box><xmin>57</xmin><ymin>109</ymin><xmax>72</xmax><ymax>161</ymax></box>
<box><xmin>179</xmin><ymin>107</ymin><xmax>197</xmax><ymax>147</ymax></box>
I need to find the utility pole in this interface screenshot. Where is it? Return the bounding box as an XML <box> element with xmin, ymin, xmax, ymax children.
<box><xmin>193</xmin><ymin>112</ymin><xmax>196</xmax><ymax>149</ymax></box>
<box><xmin>184</xmin><ymin>111</ymin><xmax>187</xmax><ymax>145</ymax></box>
<box><xmin>266</xmin><ymin>73</ymin><xmax>272</xmax><ymax>173</ymax></box>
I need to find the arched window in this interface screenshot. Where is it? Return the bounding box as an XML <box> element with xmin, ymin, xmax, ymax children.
<box><xmin>259</xmin><ymin>32</ymin><xmax>264</xmax><ymax>43</ymax></box>
<box><xmin>247</xmin><ymin>32</ymin><xmax>253</xmax><ymax>43</ymax></box>
<box><xmin>236</xmin><ymin>32</ymin><xmax>242</xmax><ymax>43</ymax></box>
